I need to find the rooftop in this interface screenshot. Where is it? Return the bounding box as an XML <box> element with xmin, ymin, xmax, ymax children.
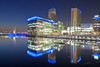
<box><xmin>27</xmin><ymin>16</ymin><xmax>54</xmax><ymax>24</ymax></box>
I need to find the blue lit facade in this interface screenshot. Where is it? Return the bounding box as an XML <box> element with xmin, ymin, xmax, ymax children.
<box><xmin>27</xmin><ymin>16</ymin><xmax>54</xmax><ymax>36</ymax></box>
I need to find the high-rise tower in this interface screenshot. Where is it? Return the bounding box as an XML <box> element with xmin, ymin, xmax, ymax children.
<box><xmin>71</xmin><ymin>8</ymin><xmax>81</xmax><ymax>27</ymax></box>
<box><xmin>48</xmin><ymin>8</ymin><xmax>56</xmax><ymax>21</ymax></box>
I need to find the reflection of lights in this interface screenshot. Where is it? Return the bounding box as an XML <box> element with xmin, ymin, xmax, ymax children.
<box><xmin>77</xmin><ymin>57</ymin><xmax>81</xmax><ymax>63</ymax></box>
<box><xmin>70</xmin><ymin>57</ymin><xmax>81</xmax><ymax>63</ymax></box>
<box><xmin>48</xmin><ymin>59</ymin><xmax>56</xmax><ymax>64</ymax></box>
<box><xmin>82</xmin><ymin>45</ymin><xmax>85</xmax><ymax>48</ymax></box>
<box><xmin>27</xmin><ymin>50</ymin><xmax>43</xmax><ymax>57</ymax></box>
<box><xmin>13</xmin><ymin>37</ymin><xmax>16</xmax><ymax>40</ymax></box>
<box><xmin>58</xmin><ymin>48</ymin><xmax>60</xmax><ymax>51</ymax></box>
<box><xmin>70</xmin><ymin>58</ymin><xmax>73</xmax><ymax>63</ymax></box>
<box><xmin>93</xmin><ymin>54</ymin><xmax>100</xmax><ymax>60</ymax></box>
<box><xmin>8</xmin><ymin>33</ymin><xmax>28</xmax><ymax>39</ymax></box>
<box><xmin>93</xmin><ymin>54</ymin><xmax>100</xmax><ymax>57</ymax></box>
<box><xmin>92</xmin><ymin>46</ymin><xmax>94</xmax><ymax>49</ymax></box>
<box><xmin>46</xmin><ymin>48</ymin><xmax>55</xmax><ymax>54</ymax></box>
<box><xmin>94</xmin><ymin>56</ymin><xmax>99</xmax><ymax>60</ymax></box>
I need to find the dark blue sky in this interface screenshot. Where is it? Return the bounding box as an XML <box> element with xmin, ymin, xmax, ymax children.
<box><xmin>0</xmin><ymin>0</ymin><xmax>100</xmax><ymax>31</ymax></box>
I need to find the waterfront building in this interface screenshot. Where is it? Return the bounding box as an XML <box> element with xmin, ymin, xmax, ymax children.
<box><xmin>93</xmin><ymin>15</ymin><xmax>100</xmax><ymax>35</ymax></box>
<box><xmin>27</xmin><ymin>16</ymin><xmax>54</xmax><ymax>36</ymax></box>
<box><xmin>53</xmin><ymin>21</ymin><xmax>65</xmax><ymax>35</ymax></box>
<box><xmin>81</xmin><ymin>23</ymin><xmax>92</xmax><ymax>28</ymax></box>
<box><xmin>71</xmin><ymin>8</ymin><xmax>81</xmax><ymax>33</ymax></box>
<box><xmin>48</xmin><ymin>8</ymin><xmax>56</xmax><ymax>22</ymax></box>
<box><xmin>81</xmin><ymin>27</ymin><xmax>93</xmax><ymax>35</ymax></box>
<box><xmin>67</xmin><ymin>27</ymin><xmax>81</xmax><ymax>35</ymax></box>
<box><xmin>58</xmin><ymin>21</ymin><xmax>65</xmax><ymax>34</ymax></box>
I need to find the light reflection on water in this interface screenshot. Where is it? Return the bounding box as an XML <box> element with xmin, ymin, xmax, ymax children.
<box><xmin>0</xmin><ymin>35</ymin><xmax>100</xmax><ymax>66</ymax></box>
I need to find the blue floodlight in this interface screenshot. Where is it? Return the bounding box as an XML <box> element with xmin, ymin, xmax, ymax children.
<box><xmin>70</xmin><ymin>60</ymin><xmax>73</xmax><ymax>63</ymax></box>
<box><xmin>27</xmin><ymin>16</ymin><xmax>43</xmax><ymax>22</ymax></box>
<box><xmin>93</xmin><ymin>17</ymin><xmax>100</xmax><ymax>20</ymax></box>
<box><xmin>93</xmin><ymin>53</ymin><xmax>100</xmax><ymax>57</ymax></box>
<box><xmin>8</xmin><ymin>33</ymin><xmax>15</xmax><ymax>38</ymax></box>
<box><xmin>70</xmin><ymin>57</ymin><xmax>81</xmax><ymax>63</ymax></box>
<box><xmin>77</xmin><ymin>57</ymin><xmax>81</xmax><ymax>63</ymax></box>
<box><xmin>46</xmin><ymin>48</ymin><xmax>55</xmax><ymax>54</ymax></box>
<box><xmin>8</xmin><ymin>33</ymin><xmax>27</xmax><ymax>38</ymax></box>
<box><xmin>27</xmin><ymin>50</ymin><xmax>43</xmax><ymax>57</ymax></box>
<box><xmin>49</xmin><ymin>8</ymin><xmax>56</xmax><ymax>11</ymax></box>
<box><xmin>48</xmin><ymin>59</ymin><xmax>56</xmax><ymax>64</ymax></box>
<box><xmin>78</xmin><ymin>9</ymin><xmax>82</xmax><ymax>14</ymax></box>
<box><xmin>27</xmin><ymin>16</ymin><xmax>54</xmax><ymax>24</ymax></box>
<box><xmin>45</xmin><ymin>19</ymin><xmax>54</xmax><ymax>24</ymax></box>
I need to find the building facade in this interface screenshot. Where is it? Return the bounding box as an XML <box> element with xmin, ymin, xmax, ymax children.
<box><xmin>71</xmin><ymin>8</ymin><xmax>81</xmax><ymax>27</ymax></box>
<box><xmin>27</xmin><ymin>16</ymin><xmax>54</xmax><ymax>36</ymax></box>
<box><xmin>53</xmin><ymin>21</ymin><xmax>65</xmax><ymax>35</ymax></box>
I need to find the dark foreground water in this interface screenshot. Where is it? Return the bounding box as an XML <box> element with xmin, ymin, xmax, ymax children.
<box><xmin>0</xmin><ymin>36</ymin><xmax>100</xmax><ymax>67</ymax></box>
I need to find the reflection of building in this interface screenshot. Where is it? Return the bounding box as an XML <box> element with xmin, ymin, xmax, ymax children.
<box><xmin>69</xmin><ymin>41</ymin><xmax>81</xmax><ymax>64</ymax></box>
<box><xmin>27</xmin><ymin>16</ymin><xmax>54</xmax><ymax>36</ymax></box>
<box><xmin>93</xmin><ymin>15</ymin><xmax>100</xmax><ymax>35</ymax></box>
<box><xmin>48</xmin><ymin>8</ymin><xmax>56</xmax><ymax>22</ymax></box>
<box><xmin>27</xmin><ymin>37</ymin><xmax>65</xmax><ymax>63</ymax></box>
<box><xmin>48</xmin><ymin>51</ymin><xmax>56</xmax><ymax>63</ymax></box>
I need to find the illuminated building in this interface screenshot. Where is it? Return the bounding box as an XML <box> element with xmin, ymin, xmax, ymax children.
<box><xmin>71</xmin><ymin>8</ymin><xmax>81</xmax><ymax>33</ymax></box>
<box><xmin>81</xmin><ymin>23</ymin><xmax>92</xmax><ymax>28</ymax></box>
<box><xmin>58</xmin><ymin>21</ymin><xmax>65</xmax><ymax>34</ymax></box>
<box><xmin>48</xmin><ymin>8</ymin><xmax>56</xmax><ymax>21</ymax></box>
<box><xmin>53</xmin><ymin>21</ymin><xmax>65</xmax><ymax>35</ymax></box>
<box><xmin>67</xmin><ymin>27</ymin><xmax>81</xmax><ymax>34</ymax></box>
<box><xmin>93</xmin><ymin>15</ymin><xmax>100</xmax><ymax>35</ymax></box>
<box><xmin>27</xmin><ymin>16</ymin><xmax>54</xmax><ymax>36</ymax></box>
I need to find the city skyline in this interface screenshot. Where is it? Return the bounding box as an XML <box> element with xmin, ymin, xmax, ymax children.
<box><xmin>1</xmin><ymin>0</ymin><xmax>100</xmax><ymax>67</ymax></box>
<box><xmin>0</xmin><ymin>0</ymin><xmax>100</xmax><ymax>32</ymax></box>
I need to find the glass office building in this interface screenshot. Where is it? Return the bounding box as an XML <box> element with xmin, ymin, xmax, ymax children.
<box><xmin>27</xmin><ymin>16</ymin><xmax>54</xmax><ymax>36</ymax></box>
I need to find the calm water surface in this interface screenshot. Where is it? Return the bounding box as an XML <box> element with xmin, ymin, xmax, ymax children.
<box><xmin>0</xmin><ymin>36</ymin><xmax>100</xmax><ymax>67</ymax></box>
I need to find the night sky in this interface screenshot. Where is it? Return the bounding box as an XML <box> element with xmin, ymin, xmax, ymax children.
<box><xmin>0</xmin><ymin>0</ymin><xmax>100</xmax><ymax>32</ymax></box>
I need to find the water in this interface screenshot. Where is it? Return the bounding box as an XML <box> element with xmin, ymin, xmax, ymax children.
<box><xmin>0</xmin><ymin>36</ymin><xmax>100</xmax><ymax>67</ymax></box>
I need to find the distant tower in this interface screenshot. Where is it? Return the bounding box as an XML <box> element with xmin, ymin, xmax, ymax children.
<box><xmin>71</xmin><ymin>8</ymin><xmax>81</xmax><ymax>27</ymax></box>
<box><xmin>48</xmin><ymin>8</ymin><xmax>56</xmax><ymax>22</ymax></box>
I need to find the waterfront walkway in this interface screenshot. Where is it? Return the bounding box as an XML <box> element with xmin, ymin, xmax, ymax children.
<box><xmin>27</xmin><ymin>35</ymin><xmax>100</xmax><ymax>41</ymax></box>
